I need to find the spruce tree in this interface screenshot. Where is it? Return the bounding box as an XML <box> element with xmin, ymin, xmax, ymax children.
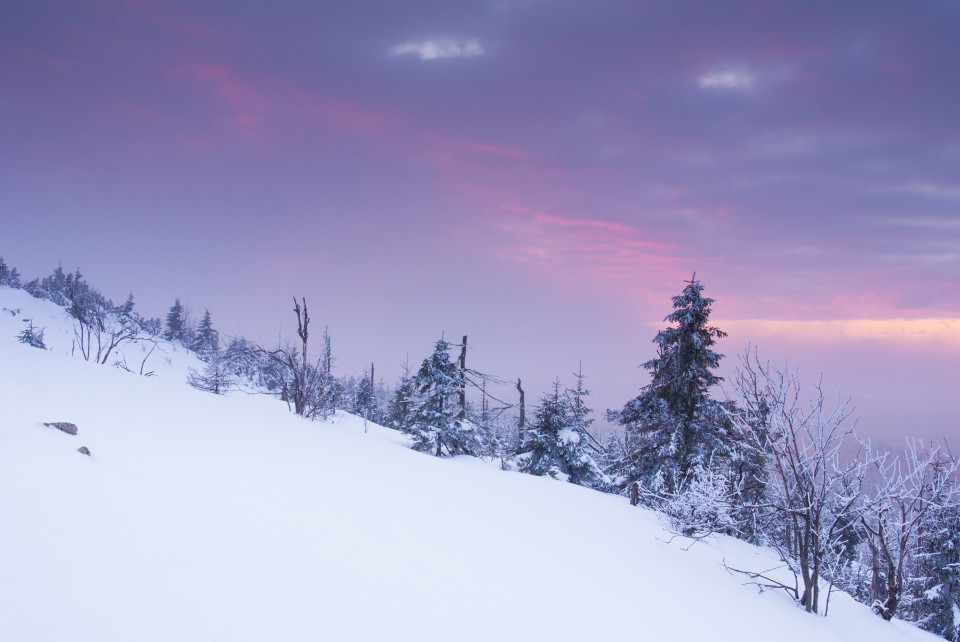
<box><xmin>119</xmin><ymin>293</ymin><xmax>136</xmax><ymax>318</ymax></box>
<box><xmin>0</xmin><ymin>257</ymin><xmax>21</xmax><ymax>288</ymax></box>
<box><xmin>190</xmin><ymin>309</ymin><xmax>220</xmax><ymax>359</ymax></box>
<box><xmin>40</xmin><ymin>264</ymin><xmax>71</xmax><ymax>305</ymax></box>
<box><xmin>404</xmin><ymin>338</ymin><xmax>483</xmax><ymax>457</ymax></box>
<box><xmin>8</xmin><ymin>267</ymin><xmax>20</xmax><ymax>289</ymax></box>
<box><xmin>904</xmin><ymin>487</ymin><xmax>960</xmax><ymax>640</ymax></box>
<box><xmin>164</xmin><ymin>299</ymin><xmax>188</xmax><ymax>344</ymax></box>
<box><xmin>353</xmin><ymin>366</ymin><xmax>375</xmax><ymax>419</ymax></box>
<box><xmin>518</xmin><ymin>377</ymin><xmax>606</xmax><ymax>487</ymax></box>
<box><xmin>563</xmin><ymin>366</ymin><xmax>607</xmax><ymax>487</ymax></box>
<box><xmin>618</xmin><ymin>273</ymin><xmax>730</xmax><ymax>494</ymax></box>
<box><xmin>389</xmin><ymin>359</ymin><xmax>417</xmax><ymax>431</ymax></box>
<box><xmin>518</xmin><ymin>379</ymin><xmax>569</xmax><ymax>478</ymax></box>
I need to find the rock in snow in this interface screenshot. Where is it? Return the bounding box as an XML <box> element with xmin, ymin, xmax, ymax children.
<box><xmin>43</xmin><ymin>421</ymin><xmax>78</xmax><ymax>435</ymax></box>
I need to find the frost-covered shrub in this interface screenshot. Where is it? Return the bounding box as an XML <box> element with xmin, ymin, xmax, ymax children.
<box><xmin>18</xmin><ymin>320</ymin><xmax>46</xmax><ymax>349</ymax></box>
<box><xmin>187</xmin><ymin>353</ymin><xmax>235</xmax><ymax>395</ymax></box>
<box><xmin>662</xmin><ymin>467</ymin><xmax>735</xmax><ymax>538</ymax></box>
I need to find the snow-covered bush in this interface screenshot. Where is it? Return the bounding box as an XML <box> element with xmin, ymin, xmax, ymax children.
<box><xmin>17</xmin><ymin>319</ymin><xmax>46</xmax><ymax>349</ymax></box>
<box><xmin>661</xmin><ymin>467</ymin><xmax>736</xmax><ymax>538</ymax></box>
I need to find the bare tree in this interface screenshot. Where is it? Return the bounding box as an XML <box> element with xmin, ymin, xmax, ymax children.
<box><xmin>458</xmin><ymin>335</ymin><xmax>467</xmax><ymax>419</ymax></box>
<box><xmin>728</xmin><ymin>349</ymin><xmax>872</xmax><ymax>614</ymax></box>
<box><xmin>516</xmin><ymin>378</ymin><xmax>525</xmax><ymax>449</ymax></box>
<box><xmin>860</xmin><ymin>440</ymin><xmax>960</xmax><ymax>621</ymax></box>
<box><xmin>255</xmin><ymin>297</ymin><xmax>333</xmax><ymax>419</ymax></box>
<box><xmin>295</xmin><ymin>296</ymin><xmax>309</xmax><ymax>398</ymax></box>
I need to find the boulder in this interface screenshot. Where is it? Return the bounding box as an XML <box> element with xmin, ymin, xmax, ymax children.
<box><xmin>43</xmin><ymin>422</ymin><xmax>78</xmax><ymax>436</ymax></box>
<box><xmin>77</xmin><ymin>447</ymin><xmax>91</xmax><ymax>456</ymax></box>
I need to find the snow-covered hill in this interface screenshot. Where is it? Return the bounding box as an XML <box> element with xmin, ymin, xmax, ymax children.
<box><xmin>0</xmin><ymin>286</ymin><xmax>940</xmax><ymax>641</ymax></box>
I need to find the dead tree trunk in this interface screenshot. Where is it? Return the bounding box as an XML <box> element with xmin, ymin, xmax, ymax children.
<box><xmin>481</xmin><ymin>378</ymin><xmax>488</xmax><ymax>425</ymax></box>
<box><xmin>293</xmin><ymin>297</ymin><xmax>310</xmax><ymax>416</ymax></box>
<box><xmin>458</xmin><ymin>335</ymin><xmax>467</xmax><ymax>420</ymax></box>
<box><xmin>516</xmin><ymin>378</ymin><xmax>525</xmax><ymax>449</ymax></box>
<box><xmin>323</xmin><ymin>326</ymin><xmax>332</xmax><ymax>377</ymax></box>
<box><xmin>368</xmin><ymin>362</ymin><xmax>375</xmax><ymax>422</ymax></box>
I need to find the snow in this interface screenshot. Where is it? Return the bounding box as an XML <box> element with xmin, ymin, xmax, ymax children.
<box><xmin>557</xmin><ymin>427</ymin><xmax>581</xmax><ymax>444</ymax></box>
<box><xmin>0</xmin><ymin>286</ymin><xmax>942</xmax><ymax>641</ymax></box>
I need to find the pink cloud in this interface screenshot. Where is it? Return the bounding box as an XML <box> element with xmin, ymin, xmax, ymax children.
<box><xmin>164</xmin><ymin>60</ymin><xmax>400</xmax><ymax>145</ymax></box>
<box><xmin>461</xmin><ymin>141</ymin><xmax>525</xmax><ymax>159</ymax></box>
<box><xmin>173</xmin><ymin>134</ymin><xmax>214</xmax><ymax>151</ymax></box>
<box><xmin>114</xmin><ymin>102</ymin><xmax>173</xmax><ymax>126</ymax></box>
<box><xmin>483</xmin><ymin>204</ymin><xmax>685</xmax><ymax>300</ymax></box>
<box><xmin>291</xmin><ymin>92</ymin><xmax>393</xmax><ymax>136</ymax></box>
<box><xmin>118</xmin><ymin>0</ymin><xmax>227</xmax><ymax>44</ymax></box>
<box><xmin>4</xmin><ymin>44</ymin><xmax>76</xmax><ymax>74</ymax></box>
<box><xmin>529</xmin><ymin>210</ymin><xmax>639</xmax><ymax>237</ymax></box>
<box><xmin>188</xmin><ymin>64</ymin><xmax>268</xmax><ymax>110</ymax></box>
<box><xmin>167</xmin><ymin>62</ymin><xmax>270</xmax><ymax>139</ymax></box>
<box><xmin>176</xmin><ymin>20</ymin><xmax>225</xmax><ymax>44</ymax></box>
<box><xmin>412</xmin><ymin>136</ymin><xmax>530</xmax><ymax>173</ymax></box>
<box><xmin>502</xmin><ymin>206</ymin><xmax>675</xmax><ymax>249</ymax></box>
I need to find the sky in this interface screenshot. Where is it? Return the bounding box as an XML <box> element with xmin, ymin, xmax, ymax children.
<box><xmin>1</xmin><ymin>0</ymin><xmax>958</xmax><ymax>446</ymax></box>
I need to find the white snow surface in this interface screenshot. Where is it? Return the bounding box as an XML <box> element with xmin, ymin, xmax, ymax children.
<box><xmin>0</xmin><ymin>286</ymin><xmax>941</xmax><ymax>641</ymax></box>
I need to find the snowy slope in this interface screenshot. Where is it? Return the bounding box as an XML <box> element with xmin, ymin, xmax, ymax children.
<box><xmin>0</xmin><ymin>286</ymin><xmax>940</xmax><ymax>641</ymax></box>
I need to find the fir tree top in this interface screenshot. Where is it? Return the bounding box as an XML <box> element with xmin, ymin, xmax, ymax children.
<box><xmin>416</xmin><ymin>339</ymin><xmax>459</xmax><ymax>389</ymax></box>
<box><xmin>643</xmin><ymin>272</ymin><xmax>727</xmax><ymax>396</ymax></box>
<box><xmin>191</xmin><ymin>308</ymin><xmax>220</xmax><ymax>357</ymax></box>
<box><xmin>533</xmin><ymin>379</ymin><xmax>568</xmax><ymax>439</ymax></box>
<box><xmin>164</xmin><ymin>298</ymin><xmax>188</xmax><ymax>343</ymax></box>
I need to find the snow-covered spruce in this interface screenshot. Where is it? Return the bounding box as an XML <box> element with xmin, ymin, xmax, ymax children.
<box><xmin>516</xmin><ymin>377</ymin><xmax>606</xmax><ymax>488</ymax></box>
<box><xmin>615</xmin><ymin>273</ymin><xmax>732</xmax><ymax>496</ymax></box>
<box><xmin>403</xmin><ymin>338</ymin><xmax>488</xmax><ymax>457</ymax></box>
